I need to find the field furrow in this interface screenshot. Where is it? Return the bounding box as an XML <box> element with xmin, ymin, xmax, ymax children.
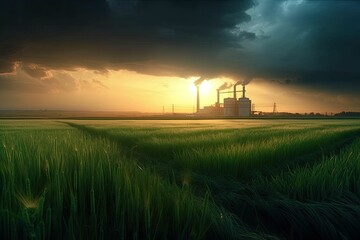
<box><xmin>1</xmin><ymin>119</ymin><xmax>360</xmax><ymax>239</ymax></box>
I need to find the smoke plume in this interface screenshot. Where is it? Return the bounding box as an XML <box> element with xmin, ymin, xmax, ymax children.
<box><xmin>194</xmin><ymin>77</ymin><xmax>206</xmax><ymax>86</ymax></box>
<box><xmin>235</xmin><ymin>76</ymin><xmax>252</xmax><ymax>86</ymax></box>
<box><xmin>242</xmin><ymin>76</ymin><xmax>253</xmax><ymax>85</ymax></box>
<box><xmin>217</xmin><ymin>82</ymin><xmax>232</xmax><ymax>91</ymax></box>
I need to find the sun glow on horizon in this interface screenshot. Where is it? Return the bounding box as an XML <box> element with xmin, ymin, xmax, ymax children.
<box><xmin>1</xmin><ymin>66</ymin><xmax>357</xmax><ymax>114</ymax></box>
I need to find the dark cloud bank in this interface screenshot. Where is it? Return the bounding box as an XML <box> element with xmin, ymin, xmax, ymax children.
<box><xmin>1</xmin><ymin>0</ymin><xmax>360</xmax><ymax>95</ymax></box>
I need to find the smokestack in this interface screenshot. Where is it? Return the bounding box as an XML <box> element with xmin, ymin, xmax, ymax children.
<box><xmin>197</xmin><ymin>85</ymin><xmax>200</xmax><ymax>113</ymax></box>
<box><xmin>194</xmin><ymin>77</ymin><xmax>206</xmax><ymax>113</ymax></box>
<box><xmin>242</xmin><ymin>85</ymin><xmax>246</xmax><ymax>98</ymax></box>
<box><xmin>217</xmin><ymin>89</ymin><xmax>220</xmax><ymax>105</ymax></box>
<box><xmin>233</xmin><ymin>81</ymin><xmax>242</xmax><ymax>99</ymax></box>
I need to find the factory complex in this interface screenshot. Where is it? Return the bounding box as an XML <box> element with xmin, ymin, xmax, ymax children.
<box><xmin>196</xmin><ymin>81</ymin><xmax>252</xmax><ymax>117</ymax></box>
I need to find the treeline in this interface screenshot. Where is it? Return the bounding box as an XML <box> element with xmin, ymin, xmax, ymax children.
<box><xmin>334</xmin><ymin>111</ymin><xmax>360</xmax><ymax>117</ymax></box>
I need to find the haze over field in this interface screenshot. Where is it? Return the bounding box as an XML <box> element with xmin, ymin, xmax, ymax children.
<box><xmin>1</xmin><ymin>0</ymin><xmax>360</xmax><ymax>113</ymax></box>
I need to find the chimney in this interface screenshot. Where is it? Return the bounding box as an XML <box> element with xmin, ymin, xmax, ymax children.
<box><xmin>233</xmin><ymin>84</ymin><xmax>237</xmax><ymax>99</ymax></box>
<box><xmin>217</xmin><ymin>89</ymin><xmax>220</xmax><ymax>105</ymax></box>
<box><xmin>242</xmin><ymin>85</ymin><xmax>246</xmax><ymax>98</ymax></box>
<box><xmin>196</xmin><ymin>85</ymin><xmax>200</xmax><ymax>112</ymax></box>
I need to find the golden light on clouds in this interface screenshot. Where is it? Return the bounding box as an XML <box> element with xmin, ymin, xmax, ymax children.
<box><xmin>1</xmin><ymin>65</ymin><xmax>358</xmax><ymax>113</ymax></box>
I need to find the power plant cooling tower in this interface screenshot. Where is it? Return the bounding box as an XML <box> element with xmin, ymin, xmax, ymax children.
<box><xmin>238</xmin><ymin>98</ymin><xmax>251</xmax><ymax>117</ymax></box>
<box><xmin>224</xmin><ymin>98</ymin><xmax>237</xmax><ymax>117</ymax></box>
<box><xmin>223</xmin><ymin>83</ymin><xmax>252</xmax><ymax>117</ymax></box>
<box><xmin>196</xmin><ymin>80</ymin><xmax>252</xmax><ymax>117</ymax></box>
<box><xmin>238</xmin><ymin>85</ymin><xmax>251</xmax><ymax>117</ymax></box>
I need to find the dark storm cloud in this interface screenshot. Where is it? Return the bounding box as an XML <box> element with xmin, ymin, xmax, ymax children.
<box><xmin>0</xmin><ymin>0</ymin><xmax>254</xmax><ymax>75</ymax></box>
<box><xmin>239</xmin><ymin>0</ymin><xmax>360</xmax><ymax>93</ymax></box>
<box><xmin>0</xmin><ymin>0</ymin><xmax>360</xmax><ymax>94</ymax></box>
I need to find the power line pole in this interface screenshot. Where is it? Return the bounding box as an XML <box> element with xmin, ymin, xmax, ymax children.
<box><xmin>273</xmin><ymin>102</ymin><xmax>277</xmax><ymax>115</ymax></box>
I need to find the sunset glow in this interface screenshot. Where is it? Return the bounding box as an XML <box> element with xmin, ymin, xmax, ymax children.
<box><xmin>0</xmin><ymin>0</ymin><xmax>359</xmax><ymax>115</ymax></box>
<box><xmin>1</xmin><ymin>1</ymin><xmax>360</xmax><ymax>239</ymax></box>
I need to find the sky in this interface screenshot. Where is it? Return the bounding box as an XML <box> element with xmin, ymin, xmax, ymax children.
<box><xmin>1</xmin><ymin>0</ymin><xmax>359</xmax><ymax>114</ymax></box>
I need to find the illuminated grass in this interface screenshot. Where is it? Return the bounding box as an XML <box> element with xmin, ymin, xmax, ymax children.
<box><xmin>1</xmin><ymin>119</ymin><xmax>360</xmax><ymax>239</ymax></box>
<box><xmin>0</xmin><ymin>121</ymin><xmax>263</xmax><ymax>239</ymax></box>
<box><xmin>174</xmin><ymin>128</ymin><xmax>360</xmax><ymax>178</ymax></box>
<box><xmin>62</xmin><ymin>119</ymin><xmax>360</xmax><ymax>239</ymax></box>
<box><xmin>266</xmin><ymin>138</ymin><xmax>360</xmax><ymax>201</ymax></box>
<box><xmin>67</xmin><ymin>120</ymin><xmax>360</xmax><ymax>178</ymax></box>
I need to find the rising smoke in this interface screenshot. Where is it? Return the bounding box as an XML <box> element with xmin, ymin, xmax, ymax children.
<box><xmin>217</xmin><ymin>82</ymin><xmax>232</xmax><ymax>91</ymax></box>
<box><xmin>196</xmin><ymin>75</ymin><xmax>251</xmax><ymax>91</ymax></box>
<box><xmin>194</xmin><ymin>77</ymin><xmax>206</xmax><ymax>86</ymax></box>
<box><xmin>242</xmin><ymin>76</ymin><xmax>253</xmax><ymax>85</ymax></box>
<box><xmin>235</xmin><ymin>76</ymin><xmax>253</xmax><ymax>86</ymax></box>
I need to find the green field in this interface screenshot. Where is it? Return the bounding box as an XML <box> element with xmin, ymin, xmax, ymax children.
<box><xmin>1</xmin><ymin>119</ymin><xmax>360</xmax><ymax>239</ymax></box>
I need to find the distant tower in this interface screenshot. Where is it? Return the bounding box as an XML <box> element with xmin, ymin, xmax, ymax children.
<box><xmin>196</xmin><ymin>85</ymin><xmax>200</xmax><ymax>113</ymax></box>
<box><xmin>273</xmin><ymin>102</ymin><xmax>277</xmax><ymax>115</ymax></box>
<box><xmin>238</xmin><ymin>84</ymin><xmax>251</xmax><ymax>117</ymax></box>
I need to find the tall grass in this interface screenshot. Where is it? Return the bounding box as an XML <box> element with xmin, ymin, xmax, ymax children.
<box><xmin>67</xmin><ymin>120</ymin><xmax>360</xmax><ymax>179</ymax></box>
<box><xmin>63</xmin><ymin>119</ymin><xmax>360</xmax><ymax>239</ymax></box>
<box><xmin>175</xmin><ymin>128</ymin><xmax>360</xmax><ymax>178</ymax></box>
<box><xmin>0</xmin><ymin>122</ymin><xmax>265</xmax><ymax>239</ymax></box>
<box><xmin>2</xmin><ymin>119</ymin><xmax>360</xmax><ymax>239</ymax></box>
<box><xmin>219</xmin><ymin>138</ymin><xmax>360</xmax><ymax>239</ymax></box>
<box><xmin>265</xmin><ymin>138</ymin><xmax>360</xmax><ymax>201</ymax></box>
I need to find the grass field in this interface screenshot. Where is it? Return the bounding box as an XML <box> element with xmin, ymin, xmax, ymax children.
<box><xmin>1</xmin><ymin>119</ymin><xmax>360</xmax><ymax>239</ymax></box>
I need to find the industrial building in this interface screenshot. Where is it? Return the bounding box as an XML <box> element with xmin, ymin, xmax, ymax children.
<box><xmin>196</xmin><ymin>81</ymin><xmax>252</xmax><ymax>117</ymax></box>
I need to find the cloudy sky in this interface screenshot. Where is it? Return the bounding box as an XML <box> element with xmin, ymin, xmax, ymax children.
<box><xmin>1</xmin><ymin>0</ymin><xmax>359</xmax><ymax>113</ymax></box>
